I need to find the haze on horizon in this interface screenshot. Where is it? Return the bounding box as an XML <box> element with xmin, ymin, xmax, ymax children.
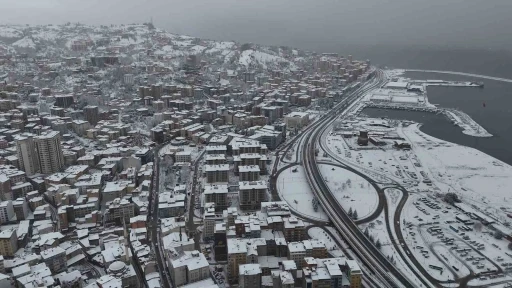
<box><xmin>1</xmin><ymin>0</ymin><xmax>510</xmax><ymax>53</ymax></box>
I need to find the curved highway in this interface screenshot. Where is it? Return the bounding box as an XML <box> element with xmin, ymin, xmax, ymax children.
<box><xmin>301</xmin><ymin>69</ymin><xmax>435</xmax><ymax>288</ymax></box>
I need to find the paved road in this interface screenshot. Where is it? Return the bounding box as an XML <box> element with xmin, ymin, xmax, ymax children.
<box><xmin>149</xmin><ymin>146</ymin><xmax>173</xmax><ymax>288</ymax></box>
<box><xmin>187</xmin><ymin>150</ymin><xmax>205</xmax><ymax>250</ymax></box>
<box><xmin>301</xmin><ymin>70</ymin><xmax>434</xmax><ymax>288</ymax></box>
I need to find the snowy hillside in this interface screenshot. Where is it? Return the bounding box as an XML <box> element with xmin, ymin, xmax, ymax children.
<box><xmin>0</xmin><ymin>26</ymin><xmax>23</xmax><ymax>39</ymax></box>
<box><xmin>0</xmin><ymin>23</ymin><xmax>303</xmax><ymax>72</ymax></box>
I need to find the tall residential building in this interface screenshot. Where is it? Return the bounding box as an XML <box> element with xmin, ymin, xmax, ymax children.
<box><xmin>84</xmin><ymin>106</ymin><xmax>99</xmax><ymax>126</ymax></box>
<box><xmin>203</xmin><ymin>203</ymin><xmax>216</xmax><ymax>240</ymax></box>
<box><xmin>0</xmin><ymin>200</ymin><xmax>14</xmax><ymax>224</ymax></box>
<box><xmin>40</xmin><ymin>247</ymin><xmax>67</xmax><ymax>273</ymax></box>
<box><xmin>34</xmin><ymin>131</ymin><xmax>65</xmax><ymax>174</ymax></box>
<box><xmin>0</xmin><ymin>174</ymin><xmax>11</xmax><ymax>200</ymax></box>
<box><xmin>239</xmin><ymin>264</ymin><xmax>261</xmax><ymax>288</ymax></box>
<box><xmin>204</xmin><ymin>184</ymin><xmax>228</xmax><ymax>211</ymax></box>
<box><xmin>0</xmin><ymin>229</ymin><xmax>17</xmax><ymax>257</ymax></box>
<box><xmin>227</xmin><ymin>238</ymin><xmax>247</xmax><ymax>283</ymax></box>
<box><xmin>16</xmin><ymin>135</ymin><xmax>40</xmax><ymax>176</ymax></box>
<box><xmin>239</xmin><ymin>181</ymin><xmax>267</xmax><ymax>210</ymax></box>
<box><xmin>205</xmin><ymin>164</ymin><xmax>229</xmax><ymax>183</ymax></box>
<box><xmin>13</xmin><ymin>198</ymin><xmax>29</xmax><ymax>221</ymax></box>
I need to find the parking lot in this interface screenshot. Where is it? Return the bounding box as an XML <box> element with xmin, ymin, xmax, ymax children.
<box><xmin>402</xmin><ymin>193</ymin><xmax>512</xmax><ymax>283</ymax></box>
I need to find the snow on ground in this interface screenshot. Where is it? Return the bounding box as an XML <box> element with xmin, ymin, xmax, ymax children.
<box><xmin>400</xmin><ymin>194</ymin><xmax>460</xmax><ymax>282</ymax></box>
<box><xmin>116</xmin><ymin>35</ymin><xmax>145</xmax><ymax>46</ymax></box>
<box><xmin>32</xmin><ymin>29</ymin><xmax>61</xmax><ymax>42</ymax></box>
<box><xmin>318</xmin><ymin>164</ymin><xmax>378</xmax><ymax>219</ymax></box>
<box><xmin>385</xmin><ymin>69</ymin><xmax>406</xmax><ymax>78</ymax></box>
<box><xmin>154</xmin><ymin>45</ymin><xmax>187</xmax><ymax>57</ymax></box>
<box><xmin>400</xmin><ymin>123</ymin><xmax>512</xmax><ymax>221</ymax></box>
<box><xmin>0</xmin><ymin>26</ymin><xmax>23</xmax><ymax>38</ymax></box>
<box><xmin>238</xmin><ymin>49</ymin><xmax>291</xmax><ymax>69</ymax></box>
<box><xmin>276</xmin><ymin>165</ymin><xmax>328</xmax><ymax>221</ymax></box>
<box><xmin>204</xmin><ymin>41</ymin><xmax>235</xmax><ymax>54</ymax></box>
<box><xmin>400</xmin><ymin>192</ymin><xmax>511</xmax><ymax>285</ymax></box>
<box><xmin>359</xmin><ymin>212</ymin><xmax>428</xmax><ymax>288</ymax></box>
<box><xmin>323</xmin><ymin>130</ymin><xmax>397</xmax><ymax>184</ymax></box>
<box><xmin>189</xmin><ymin>45</ymin><xmax>207</xmax><ymax>54</ymax></box>
<box><xmin>12</xmin><ymin>37</ymin><xmax>35</xmax><ymax>48</ymax></box>
<box><xmin>223</xmin><ymin>50</ymin><xmax>236</xmax><ymax>64</ymax></box>
<box><xmin>443</xmin><ymin>109</ymin><xmax>492</xmax><ymax>137</ymax></box>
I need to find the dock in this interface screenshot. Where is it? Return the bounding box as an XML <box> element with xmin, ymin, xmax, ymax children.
<box><xmin>410</xmin><ymin>80</ymin><xmax>484</xmax><ymax>88</ymax></box>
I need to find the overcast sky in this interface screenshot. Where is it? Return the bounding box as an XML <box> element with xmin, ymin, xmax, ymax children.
<box><xmin>1</xmin><ymin>0</ymin><xmax>511</xmax><ymax>51</ymax></box>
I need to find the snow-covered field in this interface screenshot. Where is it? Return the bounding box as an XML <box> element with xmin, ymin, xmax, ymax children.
<box><xmin>318</xmin><ymin>164</ymin><xmax>378</xmax><ymax>219</ymax></box>
<box><xmin>401</xmin><ymin>123</ymin><xmax>512</xmax><ymax>221</ymax></box>
<box><xmin>276</xmin><ymin>165</ymin><xmax>328</xmax><ymax>221</ymax></box>
<box><xmin>325</xmin><ymin>115</ymin><xmax>512</xmax><ymax>285</ymax></box>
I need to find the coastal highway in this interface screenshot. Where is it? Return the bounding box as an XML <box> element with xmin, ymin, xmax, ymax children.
<box><xmin>405</xmin><ymin>69</ymin><xmax>512</xmax><ymax>83</ymax></box>
<box><xmin>301</xmin><ymin>70</ymin><xmax>430</xmax><ymax>288</ymax></box>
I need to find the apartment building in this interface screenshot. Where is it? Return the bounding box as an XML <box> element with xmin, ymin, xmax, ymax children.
<box><xmin>305</xmin><ymin>239</ymin><xmax>328</xmax><ymax>259</ymax></box>
<box><xmin>239</xmin><ymin>181</ymin><xmax>267</xmax><ymax>210</ymax></box>
<box><xmin>83</xmin><ymin>105</ymin><xmax>99</xmax><ymax>125</ymax></box>
<box><xmin>284</xmin><ymin>111</ymin><xmax>310</xmax><ymax>130</ymax></box>
<box><xmin>205</xmin><ymin>145</ymin><xmax>227</xmax><ymax>155</ymax></box>
<box><xmin>15</xmin><ymin>135</ymin><xmax>40</xmax><ymax>176</ymax></box>
<box><xmin>283</xmin><ymin>217</ymin><xmax>306</xmax><ymax>242</ymax></box>
<box><xmin>205</xmin><ymin>164</ymin><xmax>229</xmax><ymax>183</ymax></box>
<box><xmin>34</xmin><ymin>131</ymin><xmax>65</xmax><ymax>174</ymax></box>
<box><xmin>239</xmin><ymin>264</ymin><xmax>262</xmax><ymax>288</ymax></box>
<box><xmin>227</xmin><ymin>238</ymin><xmax>247</xmax><ymax>284</ymax></box>
<box><xmin>203</xmin><ymin>204</ymin><xmax>216</xmax><ymax>240</ymax></box>
<box><xmin>41</xmin><ymin>246</ymin><xmax>67</xmax><ymax>273</ymax></box>
<box><xmin>13</xmin><ymin>198</ymin><xmax>29</xmax><ymax>221</ymax></box>
<box><xmin>214</xmin><ymin>223</ymin><xmax>228</xmax><ymax>261</ymax></box>
<box><xmin>345</xmin><ymin>260</ymin><xmax>362</xmax><ymax>288</ymax></box>
<box><xmin>0</xmin><ymin>229</ymin><xmax>17</xmax><ymax>257</ymax></box>
<box><xmin>11</xmin><ymin>182</ymin><xmax>33</xmax><ymax>199</ymax></box>
<box><xmin>175</xmin><ymin>151</ymin><xmax>192</xmax><ymax>163</ymax></box>
<box><xmin>302</xmin><ymin>257</ymin><xmax>353</xmax><ymax>288</ymax></box>
<box><xmin>105</xmin><ymin>198</ymin><xmax>135</xmax><ymax>224</ymax></box>
<box><xmin>287</xmin><ymin>240</ymin><xmax>328</xmax><ymax>271</ymax></box>
<box><xmin>205</xmin><ymin>154</ymin><xmax>226</xmax><ymax>165</ymax></box>
<box><xmin>169</xmin><ymin>251</ymin><xmax>209</xmax><ymax>286</ymax></box>
<box><xmin>0</xmin><ymin>200</ymin><xmax>14</xmax><ymax>224</ymax></box>
<box><xmin>158</xmin><ymin>193</ymin><xmax>186</xmax><ymax>218</ymax></box>
<box><xmin>288</xmin><ymin>242</ymin><xmax>306</xmax><ymax>269</ymax></box>
<box><xmin>204</xmin><ymin>184</ymin><xmax>228</xmax><ymax>211</ymax></box>
<box><xmin>238</xmin><ymin>165</ymin><xmax>260</xmax><ymax>181</ymax></box>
